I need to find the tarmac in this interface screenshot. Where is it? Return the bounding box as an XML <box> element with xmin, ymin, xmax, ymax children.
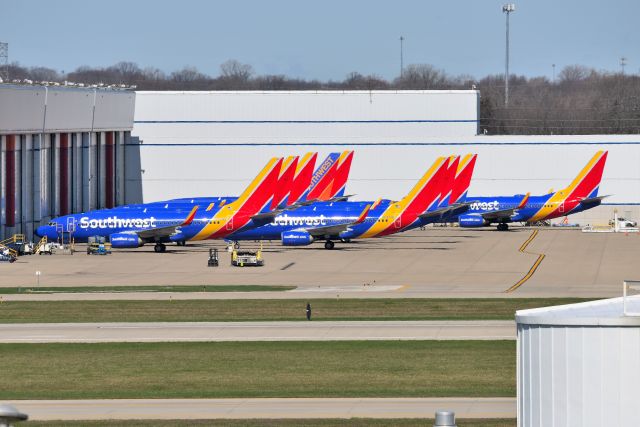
<box><xmin>1</xmin><ymin>227</ymin><xmax>637</xmax><ymax>298</ymax></box>
<box><xmin>0</xmin><ymin>320</ymin><xmax>515</xmax><ymax>343</ymax></box>
<box><xmin>9</xmin><ymin>398</ymin><xmax>516</xmax><ymax>420</ymax></box>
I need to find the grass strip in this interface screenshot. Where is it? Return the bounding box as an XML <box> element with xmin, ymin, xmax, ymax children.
<box><xmin>0</xmin><ymin>298</ymin><xmax>590</xmax><ymax>323</ymax></box>
<box><xmin>0</xmin><ymin>285</ymin><xmax>295</xmax><ymax>294</ymax></box>
<box><xmin>0</xmin><ymin>341</ymin><xmax>515</xmax><ymax>399</ymax></box>
<box><xmin>25</xmin><ymin>419</ymin><xmax>516</xmax><ymax>426</ymax></box>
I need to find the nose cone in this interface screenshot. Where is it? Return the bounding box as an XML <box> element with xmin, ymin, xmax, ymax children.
<box><xmin>35</xmin><ymin>225</ymin><xmax>54</xmax><ymax>239</ymax></box>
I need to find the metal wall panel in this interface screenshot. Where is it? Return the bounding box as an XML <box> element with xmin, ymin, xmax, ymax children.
<box><xmin>0</xmin><ymin>85</ymin><xmax>135</xmax><ymax>134</ymax></box>
<box><xmin>518</xmin><ymin>324</ymin><xmax>640</xmax><ymax>427</ymax></box>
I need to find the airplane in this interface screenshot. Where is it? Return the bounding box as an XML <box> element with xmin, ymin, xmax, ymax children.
<box><xmin>224</xmin><ymin>155</ymin><xmax>476</xmax><ymax>249</ymax></box>
<box><xmin>454</xmin><ymin>151</ymin><xmax>608</xmax><ymax>231</ymax></box>
<box><xmin>35</xmin><ymin>157</ymin><xmax>285</xmax><ymax>252</ymax></box>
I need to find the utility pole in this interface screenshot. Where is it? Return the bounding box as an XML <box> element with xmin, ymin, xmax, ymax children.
<box><xmin>0</xmin><ymin>42</ymin><xmax>8</xmax><ymax>82</ymax></box>
<box><xmin>502</xmin><ymin>4</ymin><xmax>515</xmax><ymax>106</ymax></box>
<box><xmin>620</xmin><ymin>57</ymin><xmax>627</xmax><ymax>75</ymax></box>
<box><xmin>399</xmin><ymin>36</ymin><xmax>404</xmax><ymax>78</ymax></box>
<box><xmin>552</xmin><ymin>63</ymin><xmax>556</xmax><ymax>83</ymax></box>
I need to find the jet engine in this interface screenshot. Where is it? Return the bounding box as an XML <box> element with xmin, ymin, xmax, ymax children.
<box><xmin>458</xmin><ymin>214</ymin><xmax>487</xmax><ymax>228</ymax></box>
<box><xmin>109</xmin><ymin>233</ymin><xmax>143</xmax><ymax>248</ymax></box>
<box><xmin>281</xmin><ymin>230</ymin><xmax>314</xmax><ymax>246</ymax></box>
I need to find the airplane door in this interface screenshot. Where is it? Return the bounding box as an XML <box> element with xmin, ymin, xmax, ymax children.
<box><xmin>394</xmin><ymin>216</ymin><xmax>402</xmax><ymax>229</ymax></box>
<box><xmin>226</xmin><ymin>216</ymin><xmax>234</xmax><ymax>231</ymax></box>
<box><xmin>559</xmin><ymin>202</ymin><xmax>565</xmax><ymax>213</ymax></box>
<box><xmin>62</xmin><ymin>217</ymin><xmax>77</xmax><ymax>243</ymax></box>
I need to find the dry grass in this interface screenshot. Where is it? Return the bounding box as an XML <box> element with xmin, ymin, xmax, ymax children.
<box><xmin>1</xmin><ymin>341</ymin><xmax>515</xmax><ymax>399</ymax></box>
<box><xmin>0</xmin><ymin>298</ymin><xmax>588</xmax><ymax>323</ymax></box>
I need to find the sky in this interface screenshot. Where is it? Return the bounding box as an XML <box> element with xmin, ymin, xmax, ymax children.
<box><xmin>1</xmin><ymin>0</ymin><xmax>638</xmax><ymax>81</ymax></box>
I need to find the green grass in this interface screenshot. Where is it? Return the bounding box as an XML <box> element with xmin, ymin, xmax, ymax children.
<box><xmin>1</xmin><ymin>341</ymin><xmax>515</xmax><ymax>399</ymax></box>
<box><xmin>0</xmin><ymin>285</ymin><xmax>295</xmax><ymax>294</ymax></box>
<box><xmin>25</xmin><ymin>419</ymin><xmax>516</xmax><ymax>427</ymax></box>
<box><xmin>0</xmin><ymin>298</ymin><xmax>590</xmax><ymax>323</ymax></box>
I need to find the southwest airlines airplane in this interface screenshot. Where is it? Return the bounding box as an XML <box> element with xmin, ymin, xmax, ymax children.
<box><xmin>36</xmin><ymin>157</ymin><xmax>285</xmax><ymax>252</ymax></box>
<box><xmin>35</xmin><ymin>152</ymin><xmax>355</xmax><ymax>252</ymax></box>
<box><xmin>225</xmin><ymin>154</ymin><xmax>477</xmax><ymax>249</ymax></box>
<box><xmin>454</xmin><ymin>151</ymin><xmax>608</xmax><ymax>231</ymax></box>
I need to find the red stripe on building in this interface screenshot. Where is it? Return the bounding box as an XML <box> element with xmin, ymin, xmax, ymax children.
<box><xmin>59</xmin><ymin>133</ymin><xmax>69</xmax><ymax>215</ymax></box>
<box><xmin>5</xmin><ymin>135</ymin><xmax>15</xmax><ymax>227</ymax></box>
<box><xmin>105</xmin><ymin>132</ymin><xmax>114</xmax><ymax>208</ymax></box>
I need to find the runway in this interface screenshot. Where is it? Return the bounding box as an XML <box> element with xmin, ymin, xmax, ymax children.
<box><xmin>10</xmin><ymin>397</ymin><xmax>516</xmax><ymax>420</ymax></box>
<box><xmin>0</xmin><ymin>320</ymin><xmax>515</xmax><ymax>343</ymax></box>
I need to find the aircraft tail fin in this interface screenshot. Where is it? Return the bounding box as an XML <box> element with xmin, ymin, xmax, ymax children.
<box><xmin>271</xmin><ymin>156</ymin><xmax>299</xmax><ymax>210</ymax></box>
<box><xmin>451</xmin><ymin>153</ymin><xmax>477</xmax><ymax>204</ymax></box>
<box><xmin>305</xmin><ymin>152</ymin><xmax>342</xmax><ymax>201</ymax></box>
<box><xmin>560</xmin><ymin>151</ymin><xmax>608</xmax><ymax>200</ymax></box>
<box><xmin>397</xmin><ymin>156</ymin><xmax>450</xmax><ymax>213</ymax></box>
<box><xmin>287</xmin><ymin>152</ymin><xmax>317</xmax><ymax>206</ymax></box>
<box><xmin>230</xmin><ymin>157</ymin><xmax>284</xmax><ymax>216</ymax></box>
<box><xmin>328</xmin><ymin>150</ymin><xmax>354</xmax><ymax>199</ymax></box>
<box><xmin>438</xmin><ymin>155</ymin><xmax>460</xmax><ymax>208</ymax></box>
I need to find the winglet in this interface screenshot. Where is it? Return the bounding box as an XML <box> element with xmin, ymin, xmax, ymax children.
<box><xmin>355</xmin><ymin>204</ymin><xmax>371</xmax><ymax>224</ymax></box>
<box><xmin>182</xmin><ymin>206</ymin><xmax>199</xmax><ymax>226</ymax></box>
<box><xmin>371</xmin><ymin>197</ymin><xmax>383</xmax><ymax>210</ymax></box>
<box><xmin>517</xmin><ymin>193</ymin><xmax>530</xmax><ymax>210</ymax></box>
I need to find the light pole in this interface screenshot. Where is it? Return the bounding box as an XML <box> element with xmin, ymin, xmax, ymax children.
<box><xmin>399</xmin><ymin>36</ymin><xmax>405</xmax><ymax>78</ymax></box>
<box><xmin>620</xmin><ymin>57</ymin><xmax>627</xmax><ymax>75</ymax></box>
<box><xmin>552</xmin><ymin>64</ymin><xmax>556</xmax><ymax>82</ymax></box>
<box><xmin>502</xmin><ymin>4</ymin><xmax>515</xmax><ymax>106</ymax></box>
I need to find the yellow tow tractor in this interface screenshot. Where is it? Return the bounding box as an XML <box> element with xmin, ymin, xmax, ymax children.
<box><xmin>231</xmin><ymin>242</ymin><xmax>264</xmax><ymax>267</ymax></box>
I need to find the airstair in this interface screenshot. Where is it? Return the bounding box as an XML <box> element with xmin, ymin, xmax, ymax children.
<box><xmin>0</xmin><ymin>234</ymin><xmax>24</xmax><ymax>258</ymax></box>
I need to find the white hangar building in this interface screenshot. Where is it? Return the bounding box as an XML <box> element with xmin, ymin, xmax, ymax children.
<box><xmin>517</xmin><ymin>294</ymin><xmax>640</xmax><ymax>426</ymax></box>
<box><xmin>132</xmin><ymin>90</ymin><xmax>640</xmax><ymax>225</ymax></box>
<box><xmin>0</xmin><ymin>84</ymin><xmax>135</xmax><ymax>239</ymax></box>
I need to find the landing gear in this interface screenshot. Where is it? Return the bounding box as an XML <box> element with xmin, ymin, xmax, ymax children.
<box><xmin>340</xmin><ymin>238</ymin><xmax>351</xmax><ymax>243</ymax></box>
<box><xmin>176</xmin><ymin>241</ymin><xmax>186</xmax><ymax>247</ymax></box>
<box><xmin>234</xmin><ymin>241</ymin><xmax>240</xmax><ymax>249</ymax></box>
<box><xmin>324</xmin><ymin>240</ymin><xmax>335</xmax><ymax>250</ymax></box>
<box><xmin>497</xmin><ymin>223</ymin><xmax>509</xmax><ymax>231</ymax></box>
<box><xmin>154</xmin><ymin>243</ymin><xmax>167</xmax><ymax>253</ymax></box>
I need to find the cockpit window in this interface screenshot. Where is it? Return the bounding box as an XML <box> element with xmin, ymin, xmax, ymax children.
<box><xmin>48</xmin><ymin>222</ymin><xmax>56</xmax><ymax>226</ymax></box>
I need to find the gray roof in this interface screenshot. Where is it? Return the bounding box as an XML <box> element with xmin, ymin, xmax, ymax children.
<box><xmin>516</xmin><ymin>295</ymin><xmax>640</xmax><ymax>326</ymax></box>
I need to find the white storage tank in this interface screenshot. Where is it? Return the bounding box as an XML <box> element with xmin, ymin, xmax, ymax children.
<box><xmin>516</xmin><ymin>294</ymin><xmax>640</xmax><ymax>427</ymax></box>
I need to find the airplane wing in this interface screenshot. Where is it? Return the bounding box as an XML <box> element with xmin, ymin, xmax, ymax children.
<box><xmin>305</xmin><ymin>204</ymin><xmax>371</xmax><ymax>238</ymax></box>
<box><xmin>419</xmin><ymin>201</ymin><xmax>472</xmax><ymax>221</ymax></box>
<box><xmin>328</xmin><ymin>194</ymin><xmax>356</xmax><ymax>202</ymax></box>
<box><xmin>481</xmin><ymin>193</ymin><xmax>530</xmax><ymax>222</ymax></box>
<box><xmin>135</xmin><ymin>206</ymin><xmax>199</xmax><ymax>240</ymax></box>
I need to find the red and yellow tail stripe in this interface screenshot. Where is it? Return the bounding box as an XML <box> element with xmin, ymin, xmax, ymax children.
<box><xmin>528</xmin><ymin>151</ymin><xmax>608</xmax><ymax>222</ymax></box>
<box><xmin>450</xmin><ymin>154</ymin><xmax>477</xmax><ymax>204</ymax></box>
<box><xmin>359</xmin><ymin>156</ymin><xmax>449</xmax><ymax>238</ymax></box>
<box><xmin>193</xmin><ymin>157</ymin><xmax>283</xmax><ymax>240</ymax></box>
<box><xmin>288</xmin><ymin>152</ymin><xmax>318</xmax><ymax>205</ymax></box>
<box><xmin>271</xmin><ymin>156</ymin><xmax>299</xmax><ymax>210</ymax></box>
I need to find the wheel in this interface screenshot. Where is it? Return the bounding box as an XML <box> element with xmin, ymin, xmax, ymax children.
<box><xmin>497</xmin><ymin>223</ymin><xmax>509</xmax><ymax>231</ymax></box>
<box><xmin>154</xmin><ymin>244</ymin><xmax>163</xmax><ymax>253</ymax></box>
<box><xmin>324</xmin><ymin>240</ymin><xmax>335</xmax><ymax>250</ymax></box>
<box><xmin>340</xmin><ymin>238</ymin><xmax>351</xmax><ymax>243</ymax></box>
<box><xmin>234</xmin><ymin>242</ymin><xmax>240</xmax><ymax>249</ymax></box>
<box><xmin>160</xmin><ymin>243</ymin><xmax>167</xmax><ymax>252</ymax></box>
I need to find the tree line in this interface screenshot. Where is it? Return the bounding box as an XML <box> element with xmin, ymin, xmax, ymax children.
<box><xmin>4</xmin><ymin>60</ymin><xmax>640</xmax><ymax>135</ymax></box>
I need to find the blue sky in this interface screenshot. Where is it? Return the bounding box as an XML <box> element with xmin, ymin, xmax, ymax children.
<box><xmin>1</xmin><ymin>0</ymin><xmax>637</xmax><ymax>81</ymax></box>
